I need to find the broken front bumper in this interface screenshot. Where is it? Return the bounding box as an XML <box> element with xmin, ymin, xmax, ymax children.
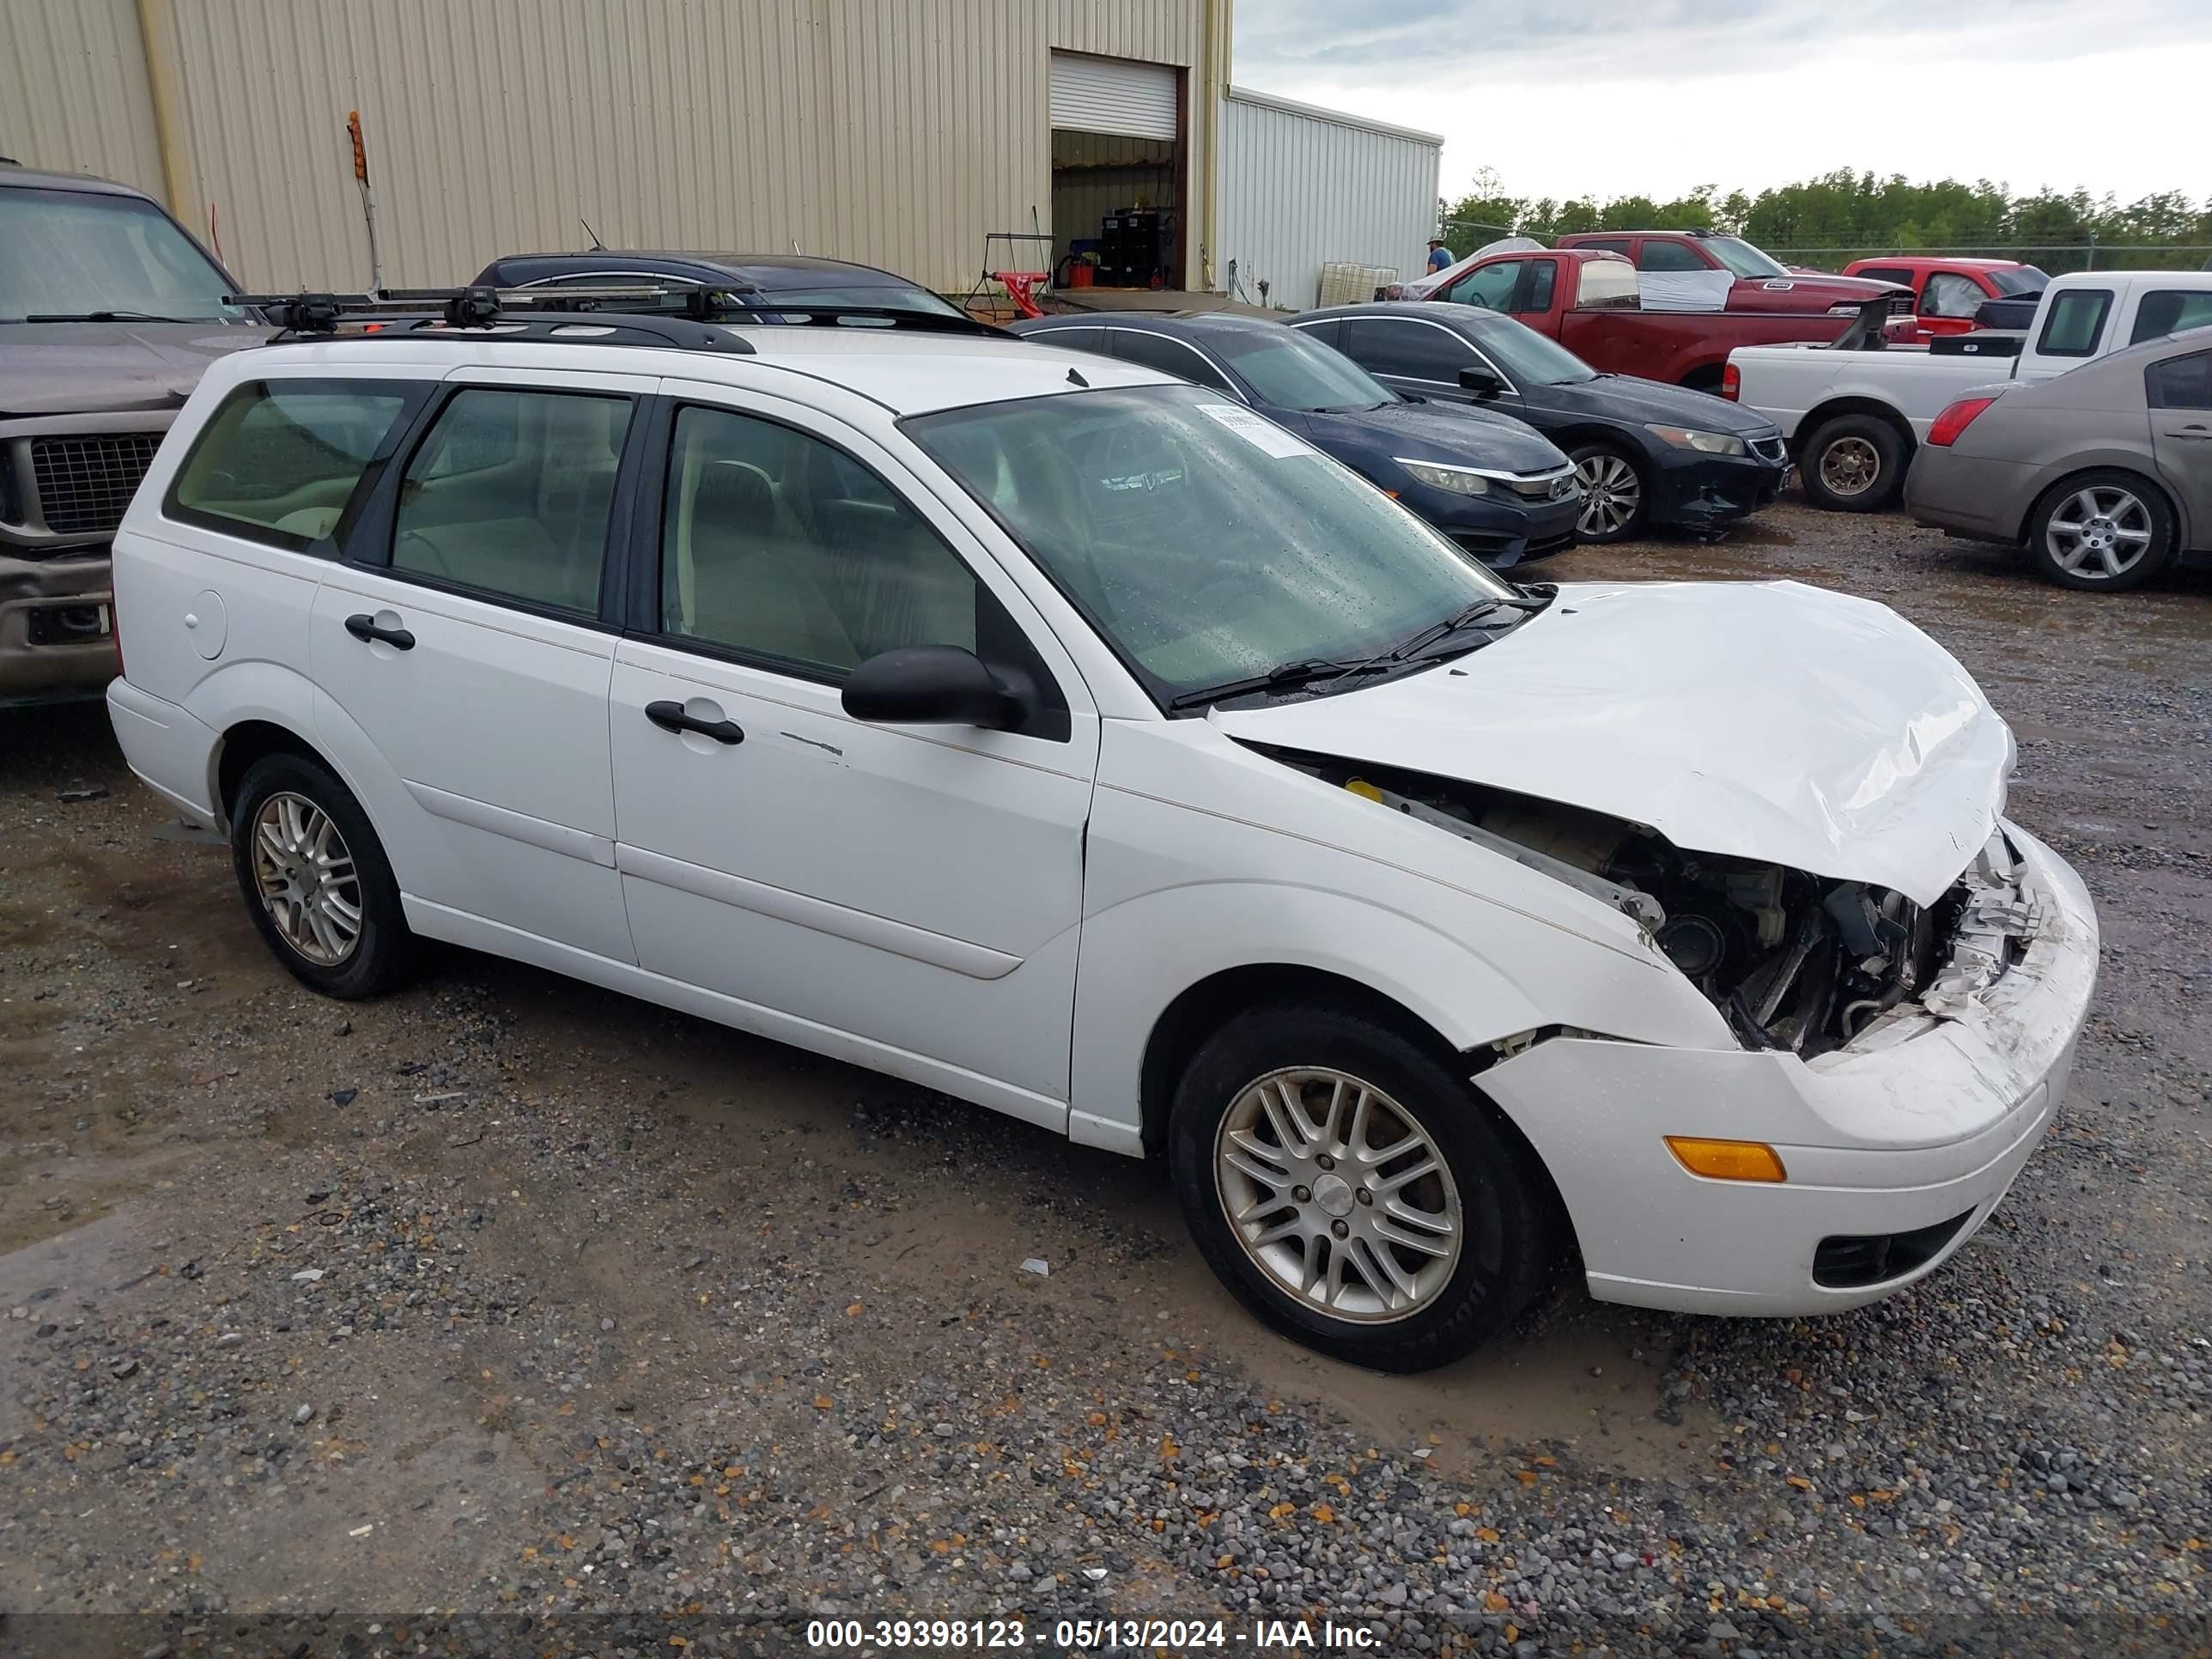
<box><xmin>0</xmin><ymin>548</ymin><xmax>117</xmax><ymax>707</ymax></box>
<box><xmin>1480</xmin><ymin>822</ymin><xmax>2096</xmax><ymax>1316</ymax></box>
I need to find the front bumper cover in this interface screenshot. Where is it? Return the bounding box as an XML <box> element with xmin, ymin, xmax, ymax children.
<box><xmin>1479</xmin><ymin>822</ymin><xmax>2096</xmax><ymax>1316</ymax></box>
<box><xmin>1647</xmin><ymin>448</ymin><xmax>1792</xmax><ymax>532</ymax></box>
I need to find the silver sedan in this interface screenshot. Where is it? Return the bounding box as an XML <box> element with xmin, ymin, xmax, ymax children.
<box><xmin>1904</xmin><ymin>324</ymin><xmax>2212</xmax><ymax>591</ymax></box>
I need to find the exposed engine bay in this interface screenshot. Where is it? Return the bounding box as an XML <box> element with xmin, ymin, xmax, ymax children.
<box><xmin>1270</xmin><ymin>750</ymin><xmax>2033</xmax><ymax>1059</ymax></box>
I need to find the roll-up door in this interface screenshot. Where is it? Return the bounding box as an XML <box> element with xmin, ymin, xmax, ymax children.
<box><xmin>1049</xmin><ymin>51</ymin><xmax>1178</xmax><ymax>141</ymax></box>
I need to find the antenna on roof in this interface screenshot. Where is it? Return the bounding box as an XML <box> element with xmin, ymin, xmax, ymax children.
<box><xmin>580</xmin><ymin>216</ymin><xmax>605</xmax><ymax>252</ymax></box>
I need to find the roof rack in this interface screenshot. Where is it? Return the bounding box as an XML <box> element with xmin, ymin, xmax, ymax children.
<box><xmin>228</xmin><ymin>284</ymin><xmax>1012</xmax><ymax>346</ymax></box>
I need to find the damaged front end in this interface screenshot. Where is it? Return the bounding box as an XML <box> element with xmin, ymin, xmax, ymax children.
<box><xmin>1275</xmin><ymin>750</ymin><xmax>2033</xmax><ymax>1060</ymax></box>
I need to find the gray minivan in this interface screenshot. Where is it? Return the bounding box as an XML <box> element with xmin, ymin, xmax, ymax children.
<box><xmin>0</xmin><ymin>162</ymin><xmax>265</xmax><ymax>706</ymax></box>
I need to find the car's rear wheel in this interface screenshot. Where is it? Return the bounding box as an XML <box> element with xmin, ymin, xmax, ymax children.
<box><xmin>1801</xmin><ymin>413</ymin><xmax>1908</xmax><ymax>512</ymax></box>
<box><xmin>1168</xmin><ymin>1002</ymin><xmax>1560</xmax><ymax>1372</ymax></box>
<box><xmin>2026</xmin><ymin>470</ymin><xmax>2175</xmax><ymax>592</ymax></box>
<box><xmin>230</xmin><ymin>751</ymin><xmax>412</xmax><ymax>999</ymax></box>
<box><xmin>1568</xmin><ymin>443</ymin><xmax>1648</xmax><ymax>542</ymax></box>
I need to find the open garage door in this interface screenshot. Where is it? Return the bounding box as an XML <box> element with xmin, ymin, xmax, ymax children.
<box><xmin>1049</xmin><ymin>52</ymin><xmax>1183</xmax><ymax>291</ymax></box>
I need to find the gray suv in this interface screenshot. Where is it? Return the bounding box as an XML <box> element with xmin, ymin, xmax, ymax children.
<box><xmin>0</xmin><ymin>163</ymin><xmax>265</xmax><ymax>706</ymax></box>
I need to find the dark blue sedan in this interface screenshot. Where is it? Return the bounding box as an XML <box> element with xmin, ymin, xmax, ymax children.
<box><xmin>1007</xmin><ymin>311</ymin><xmax>1581</xmax><ymax>566</ymax></box>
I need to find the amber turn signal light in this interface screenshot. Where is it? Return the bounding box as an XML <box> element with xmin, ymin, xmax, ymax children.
<box><xmin>1665</xmin><ymin>1136</ymin><xmax>1787</xmax><ymax>1182</ymax></box>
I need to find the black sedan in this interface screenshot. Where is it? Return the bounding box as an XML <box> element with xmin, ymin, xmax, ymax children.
<box><xmin>1292</xmin><ymin>303</ymin><xmax>1791</xmax><ymax>542</ymax></box>
<box><xmin>471</xmin><ymin>250</ymin><xmax>967</xmax><ymax>321</ymax></box>
<box><xmin>1007</xmin><ymin>311</ymin><xmax>1581</xmax><ymax>567</ymax></box>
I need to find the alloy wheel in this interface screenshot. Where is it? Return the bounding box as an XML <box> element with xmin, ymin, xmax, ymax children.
<box><xmin>1818</xmin><ymin>435</ymin><xmax>1881</xmax><ymax>498</ymax></box>
<box><xmin>1213</xmin><ymin>1066</ymin><xmax>1463</xmax><ymax>1323</ymax></box>
<box><xmin>251</xmin><ymin>791</ymin><xmax>363</xmax><ymax>966</ymax></box>
<box><xmin>2045</xmin><ymin>485</ymin><xmax>2153</xmax><ymax>580</ymax></box>
<box><xmin>1574</xmin><ymin>453</ymin><xmax>1640</xmax><ymax>538</ymax></box>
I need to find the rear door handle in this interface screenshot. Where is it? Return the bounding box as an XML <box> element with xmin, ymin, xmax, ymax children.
<box><xmin>343</xmin><ymin>612</ymin><xmax>415</xmax><ymax>650</ymax></box>
<box><xmin>2174</xmin><ymin>425</ymin><xmax>2212</xmax><ymax>439</ymax></box>
<box><xmin>645</xmin><ymin>698</ymin><xmax>744</xmax><ymax>745</ymax></box>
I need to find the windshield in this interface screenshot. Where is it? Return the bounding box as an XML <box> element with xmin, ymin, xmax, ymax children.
<box><xmin>0</xmin><ymin>186</ymin><xmax>243</xmax><ymax>324</ymax></box>
<box><xmin>1702</xmin><ymin>236</ymin><xmax>1789</xmax><ymax>280</ymax></box>
<box><xmin>759</xmin><ymin>283</ymin><xmax>965</xmax><ymax>318</ymax></box>
<box><xmin>1471</xmin><ymin>317</ymin><xmax>1597</xmax><ymax>385</ymax></box>
<box><xmin>907</xmin><ymin>385</ymin><xmax>1515</xmax><ymax>706</ymax></box>
<box><xmin>1989</xmin><ymin>266</ymin><xmax>2047</xmax><ymax>296</ymax></box>
<box><xmin>1200</xmin><ymin>327</ymin><xmax>1395</xmax><ymax>411</ymax></box>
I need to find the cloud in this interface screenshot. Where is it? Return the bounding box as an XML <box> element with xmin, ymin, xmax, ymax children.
<box><xmin>1236</xmin><ymin>0</ymin><xmax>2197</xmax><ymax>82</ymax></box>
<box><xmin>1231</xmin><ymin>0</ymin><xmax>2212</xmax><ymax>205</ymax></box>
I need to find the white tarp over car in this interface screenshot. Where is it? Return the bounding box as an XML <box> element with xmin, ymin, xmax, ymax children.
<box><xmin>1212</xmin><ymin>579</ymin><xmax>2014</xmax><ymax>906</ymax></box>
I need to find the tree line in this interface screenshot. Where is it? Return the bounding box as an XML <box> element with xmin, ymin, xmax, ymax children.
<box><xmin>1438</xmin><ymin>168</ymin><xmax>2212</xmax><ymax>274</ymax></box>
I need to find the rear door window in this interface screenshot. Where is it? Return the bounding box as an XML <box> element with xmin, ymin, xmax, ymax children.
<box><xmin>1108</xmin><ymin>330</ymin><xmax>1236</xmax><ymax>392</ymax></box>
<box><xmin>2037</xmin><ymin>289</ymin><xmax>2112</xmax><ymax>358</ymax></box>
<box><xmin>167</xmin><ymin>379</ymin><xmax>423</xmax><ymax>551</ymax></box>
<box><xmin>390</xmin><ymin>387</ymin><xmax>634</xmax><ymax>616</ymax></box>
<box><xmin>2130</xmin><ymin>289</ymin><xmax>2212</xmax><ymax>344</ymax></box>
<box><xmin>1636</xmin><ymin>240</ymin><xmax>1707</xmax><ymax>272</ymax></box>
<box><xmin>1922</xmin><ymin>271</ymin><xmax>1985</xmax><ymax>318</ymax></box>
<box><xmin>2146</xmin><ymin>349</ymin><xmax>2212</xmax><ymax>410</ymax></box>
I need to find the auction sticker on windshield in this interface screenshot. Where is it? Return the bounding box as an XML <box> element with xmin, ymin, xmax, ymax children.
<box><xmin>1195</xmin><ymin>403</ymin><xmax>1317</xmax><ymax>459</ymax></box>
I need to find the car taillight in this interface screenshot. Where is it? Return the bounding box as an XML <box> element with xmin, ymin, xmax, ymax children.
<box><xmin>1926</xmin><ymin>396</ymin><xmax>1996</xmax><ymax>447</ymax></box>
<box><xmin>1720</xmin><ymin>362</ymin><xmax>1740</xmax><ymax>400</ymax></box>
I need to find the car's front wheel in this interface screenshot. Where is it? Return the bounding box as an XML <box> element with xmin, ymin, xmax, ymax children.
<box><xmin>1568</xmin><ymin>443</ymin><xmax>1648</xmax><ymax>542</ymax></box>
<box><xmin>1168</xmin><ymin>1002</ymin><xmax>1561</xmax><ymax>1372</ymax></box>
<box><xmin>2025</xmin><ymin>470</ymin><xmax>2176</xmax><ymax>592</ymax></box>
<box><xmin>229</xmin><ymin>750</ymin><xmax>413</xmax><ymax>999</ymax></box>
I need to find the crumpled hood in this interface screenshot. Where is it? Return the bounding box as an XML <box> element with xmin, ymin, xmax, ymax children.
<box><xmin>0</xmin><ymin>320</ymin><xmax>269</xmax><ymax>417</ymax></box>
<box><xmin>1304</xmin><ymin>400</ymin><xmax>1565</xmax><ymax>473</ymax></box>
<box><xmin>1212</xmin><ymin>580</ymin><xmax>2013</xmax><ymax>906</ymax></box>
<box><xmin>1542</xmin><ymin>374</ymin><xmax>1780</xmax><ymax>440</ymax></box>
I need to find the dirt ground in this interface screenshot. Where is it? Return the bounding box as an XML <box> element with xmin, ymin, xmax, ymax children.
<box><xmin>2</xmin><ymin>500</ymin><xmax>2208</xmax><ymax>1658</ymax></box>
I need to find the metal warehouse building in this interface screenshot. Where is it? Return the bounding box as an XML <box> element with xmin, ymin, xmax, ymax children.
<box><xmin>2</xmin><ymin>0</ymin><xmax>1438</xmax><ymax>303</ymax></box>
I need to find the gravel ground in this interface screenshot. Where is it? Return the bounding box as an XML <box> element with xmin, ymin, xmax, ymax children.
<box><xmin>2</xmin><ymin>501</ymin><xmax>2208</xmax><ymax>1658</ymax></box>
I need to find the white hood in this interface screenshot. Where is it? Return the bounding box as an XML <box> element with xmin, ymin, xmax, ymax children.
<box><xmin>1212</xmin><ymin>580</ymin><xmax>2013</xmax><ymax>907</ymax></box>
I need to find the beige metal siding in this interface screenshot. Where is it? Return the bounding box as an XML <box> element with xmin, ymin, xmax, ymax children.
<box><xmin>1218</xmin><ymin>86</ymin><xmax>1440</xmax><ymax>310</ymax></box>
<box><xmin>101</xmin><ymin>0</ymin><xmax>1217</xmax><ymax>295</ymax></box>
<box><xmin>0</xmin><ymin>0</ymin><xmax>166</xmax><ymax>197</ymax></box>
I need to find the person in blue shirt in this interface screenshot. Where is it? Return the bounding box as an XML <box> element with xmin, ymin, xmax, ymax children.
<box><xmin>1425</xmin><ymin>238</ymin><xmax>1453</xmax><ymax>273</ymax></box>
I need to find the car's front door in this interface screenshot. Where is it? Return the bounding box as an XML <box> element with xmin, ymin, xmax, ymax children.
<box><xmin>605</xmin><ymin>386</ymin><xmax>1098</xmax><ymax>1127</ymax></box>
<box><xmin>309</xmin><ymin>368</ymin><xmax>650</xmax><ymax>963</ymax></box>
<box><xmin>1334</xmin><ymin>315</ymin><xmax>1523</xmax><ymax>416</ymax></box>
<box><xmin>2147</xmin><ymin>347</ymin><xmax>2212</xmax><ymax>548</ymax></box>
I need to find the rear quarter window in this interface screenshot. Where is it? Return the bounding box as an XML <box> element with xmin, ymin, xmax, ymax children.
<box><xmin>167</xmin><ymin>379</ymin><xmax>424</xmax><ymax>551</ymax></box>
<box><xmin>2036</xmin><ymin>289</ymin><xmax>2112</xmax><ymax>358</ymax></box>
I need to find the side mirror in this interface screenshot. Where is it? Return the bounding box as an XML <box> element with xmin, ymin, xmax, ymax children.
<box><xmin>842</xmin><ymin>645</ymin><xmax>1029</xmax><ymax>730</ymax></box>
<box><xmin>1458</xmin><ymin>366</ymin><xmax>1504</xmax><ymax>396</ymax></box>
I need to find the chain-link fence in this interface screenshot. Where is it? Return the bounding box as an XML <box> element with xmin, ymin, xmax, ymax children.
<box><xmin>1430</xmin><ymin>222</ymin><xmax>2212</xmax><ymax>276</ymax></box>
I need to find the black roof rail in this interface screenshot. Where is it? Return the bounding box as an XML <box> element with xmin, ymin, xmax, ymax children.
<box><xmin>228</xmin><ymin>284</ymin><xmax>1012</xmax><ymax>347</ymax></box>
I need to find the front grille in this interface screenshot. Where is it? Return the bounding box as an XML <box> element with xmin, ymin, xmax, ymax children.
<box><xmin>1500</xmin><ymin>470</ymin><xmax>1577</xmax><ymax>503</ymax></box>
<box><xmin>1813</xmin><ymin>1209</ymin><xmax>1975</xmax><ymax>1288</ymax></box>
<box><xmin>1749</xmin><ymin>435</ymin><xmax>1788</xmax><ymax>464</ymax></box>
<box><xmin>30</xmin><ymin>433</ymin><xmax>161</xmax><ymax>538</ymax></box>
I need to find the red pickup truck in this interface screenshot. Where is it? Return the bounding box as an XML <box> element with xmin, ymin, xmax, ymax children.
<box><xmin>1840</xmin><ymin>256</ymin><xmax>2048</xmax><ymax>344</ymax></box>
<box><xmin>1396</xmin><ymin>248</ymin><xmax>1891</xmax><ymax>391</ymax></box>
<box><xmin>1550</xmin><ymin>228</ymin><xmax>1901</xmax><ymax>316</ymax></box>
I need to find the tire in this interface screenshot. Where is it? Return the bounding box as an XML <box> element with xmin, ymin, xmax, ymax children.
<box><xmin>1801</xmin><ymin>413</ymin><xmax>1908</xmax><ymax>512</ymax></box>
<box><xmin>1567</xmin><ymin>442</ymin><xmax>1649</xmax><ymax>543</ymax></box>
<box><xmin>1167</xmin><ymin>1002</ymin><xmax>1562</xmax><ymax>1372</ymax></box>
<box><xmin>2025</xmin><ymin>469</ymin><xmax>2176</xmax><ymax>592</ymax></box>
<box><xmin>229</xmin><ymin>750</ymin><xmax>413</xmax><ymax>999</ymax></box>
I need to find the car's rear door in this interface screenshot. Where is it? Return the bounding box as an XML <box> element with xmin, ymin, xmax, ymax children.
<box><xmin>2146</xmin><ymin>347</ymin><xmax>2212</xmax><ymax>549</ymax></box>
<box><xmin>605</xmin><ymin>382</ymin><xmax>1097</xmax><ymax>1126</ymax></box>
<box><xmin>309</xmin><ymin>366</ymin><xmax>652</xmax><ymax>963</ymax></box>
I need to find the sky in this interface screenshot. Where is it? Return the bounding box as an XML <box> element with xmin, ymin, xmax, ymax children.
<box><xmin>1231</xmin><ymin>0</ymin><xmax>2212</xmax><ymax>211</ymax></box>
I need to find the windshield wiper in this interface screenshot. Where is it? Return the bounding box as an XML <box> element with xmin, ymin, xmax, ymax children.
<box><xmin>1169</xmin><ymin>657</ymin><xmax>1391</xmax><ymax>711</ymax></box>
<box><xmin>21</xmin><ymin>309</ymin><xmax>222</xmax><ymax>324</ymax></box>
<box><xmin>1356</xmin><ymin>592</ymin><xmax>1550</xmax><ymax>673</ymax></box>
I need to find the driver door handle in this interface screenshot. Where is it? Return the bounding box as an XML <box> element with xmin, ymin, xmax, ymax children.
<box><xmin>343</xmin><ymin>612</ymin><xmax>415</xmax><ymax>650</ymax></box>
<box><xmin>645</xmin><ymin>699</ymin><xmax>744</xmax><ymax>745</ymax></box>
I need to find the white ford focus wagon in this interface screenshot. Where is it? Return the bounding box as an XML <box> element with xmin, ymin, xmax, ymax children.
<box><xmin>105</xmin><ymin>301</ymin><xmax>2096</xmax><ymax>1371</ymax></box>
